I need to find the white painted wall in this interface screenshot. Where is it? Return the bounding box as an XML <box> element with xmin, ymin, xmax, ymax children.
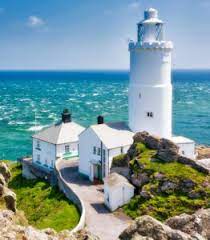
<box><xmin>79</xmin><ymin>128</ymin><xmax>132</xmax><ymax>181</ymax></box>
<box><xmin>176</xmin><ymin>142</ymin><xmax>196</xmax><ymax>160</ymax></box>
<box><xmin>79</xmin><ymin>128</ymin><xmax>102</xmax><ymax>178</ymax></box>
<box><xmin>32</xmin><ymin>138</ymin><xmax>56</xmax><ymax>168</ymax></box>
<box><xmin>129</xmin><ymin>45</ymin><xmax>173</xmax><ymax>139</ymax></box>
<box><xmin>104</xmin><ymin>183</ymin><xmax>134</xmax><ymax>211</ymax></box>
<box><xmin>56</xmin><ymin>142</ymin><xmax>78</xmax><ymax>158</ymax></box>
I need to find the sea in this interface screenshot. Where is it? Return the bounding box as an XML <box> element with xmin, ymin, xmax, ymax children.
<box><xmin>0</xmin><ymin>70</ymin><xmax>209</xmax><ymax>160</ymax></box>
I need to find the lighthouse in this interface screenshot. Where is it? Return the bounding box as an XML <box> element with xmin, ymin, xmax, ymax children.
<box><xmin>128</xmin><ymin>8</ymin><xmax>173</xmax><ymax>139</ymax></box>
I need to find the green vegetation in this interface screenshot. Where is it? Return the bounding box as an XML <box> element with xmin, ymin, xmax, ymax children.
<box><xmin>123</xmin><ymin>144</ymin><xmax>210</xmax><ymax>221</ymax></box>
<box><xmin>7</xmin><ymin>162</ymin><xmax>80</xmax><ymax>232</ymax></box>
<box><xmin>112</xmin><ymin>154</ymin><xmax>127</xmax><ymax>167</ymax></box>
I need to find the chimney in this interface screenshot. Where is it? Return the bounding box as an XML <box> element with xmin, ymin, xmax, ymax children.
<box><xmin>97</xmin><ymin>115</ymin><xmax>104</xmax><ymax>124</ymax></box>
<box><xmin>62</xmin><ymin>109</ymin><xmax>72</xmax><ymax>123</ymax></box>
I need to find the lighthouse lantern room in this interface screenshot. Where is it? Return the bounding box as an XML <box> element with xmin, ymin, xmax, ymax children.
<box><xmin>128</xmin><ymin>8</ymin><xmax>173</xmax><ymax>139</ymax></box>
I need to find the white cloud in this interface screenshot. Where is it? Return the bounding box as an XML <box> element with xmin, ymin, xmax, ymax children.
<box><xmin>27</xmin><ymin>16</ymin><xmax>45</xmax><ymax>28</ymax></box>
<box><xmin>128</xmin><ymin>1</ymin><xmax>141</xmax><ymax>10</ymax></box>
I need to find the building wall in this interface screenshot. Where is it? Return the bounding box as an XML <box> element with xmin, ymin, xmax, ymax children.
<box><xmin>104</xmin><ymin>183</ymin><xmax>134</xmax><ymax>211</ymax></box>
<box><xmin>56</xmin><ymin>142</ymin><xmax>79</xmax><ymax>158</ymax></box>
<box><xmin>79</xmin><ymin>128</ymin><xmax>102</xmax><ymax>178</ymax></box>
<box><xmin>129</xmin><ymin>44</ymin><xmax>173</xmax><ymax>139</ymax></box>
<box><xmin>32</xmin><ymin>138</ymin><xmax>56</xmax><ymax>168</ymax></box>
<box><xmin>176</xmin><ymin>142</ymin><xmax>196</xmax><ymax>160</ymax></box>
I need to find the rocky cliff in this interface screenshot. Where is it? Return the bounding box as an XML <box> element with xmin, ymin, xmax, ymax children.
<box><xmin>112</xmin><ymin>132</ymin><xmax>210</xmax><ymax>221</ymax></box>
<box><xmin>119</xmin><ymin>208</ymin><xmax>210</xmax><ymax>240</ymax></box>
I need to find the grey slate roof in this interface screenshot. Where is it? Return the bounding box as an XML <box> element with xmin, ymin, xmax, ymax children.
<box><xmin>90</xmin><ymin>122</ymin><xmax>134</xmax><ymax>149</ymax></box>
<box><xmin>32</xmin><ymin>121</ymin><xmax>85</xmax><ymax>145</ymax></box>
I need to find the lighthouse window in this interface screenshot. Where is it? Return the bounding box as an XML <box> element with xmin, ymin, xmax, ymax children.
<box><xmin>139</xmin><ymin>93</ymin><xmax>141</xmax><ymax>99</ymax></box>
<box><xmin>147</xmin><ymin>112</ymin><xmax>154</xmax><ymax>118</ymax></box>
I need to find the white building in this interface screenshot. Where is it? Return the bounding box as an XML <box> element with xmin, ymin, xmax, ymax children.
<box><xmin>79</xmin><ymin>119</ymin><xmax>134</xmax><ymax>181</ymax></box>
<box><xmin>104</xmin><ymin>173</ymin><xmax>134</xmax><ymax>212</ymax></box>
<box><xmin>32</xmin><ymin>109</ymin><xmax>85</xmax><ymax>170</ymax></box>
<box><xmin>128</xmin><ymin>8</ymin><xmax>196</xmax><ymax>159</ymax></box>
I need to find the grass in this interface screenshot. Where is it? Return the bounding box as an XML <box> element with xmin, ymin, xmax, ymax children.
<box><xmin>7</xmin><ymin>162</ymin><xmax>80</xmax><ymax>232</ymax></box>
<box><xmin>123</xmin><ymin>143</ymin><xmax>210</xmax><ymax>221</ymax></box>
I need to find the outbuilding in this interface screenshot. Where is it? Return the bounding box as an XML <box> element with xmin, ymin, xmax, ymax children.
<box><xmin>104</xmin><ymin>173</ymin><xmax>134</xmax><ymax>211</ymax></box>
<box><xmin>32</xmin><ymin>109</ymin><xmax>85</xmax><ymax>170</ymax></box>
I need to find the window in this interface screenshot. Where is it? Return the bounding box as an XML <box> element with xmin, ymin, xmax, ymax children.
<box><xmin>139</xmin><ymin>93</ymin><xmax>141</xmax><ymax>99</ymax></box>
<box><xmin>147</xmin><ymin>112</ymin><xmax>154</xmax><ymax>118</ymax></box>
<box><xmin>45</xmin><ymin>159</ymin><xmax>47</xmax><ymax>166</ymax></box>
<box><xmin>93</xmin><ymin>146</ymin><xmax>96</xmax><ymax>155</ymax></box>
<box><xmin>102</xmin><ymin>149</ymin><xmax>106</xmax><ymax>161</ymax></box>
<box><xmin>37</xmin><ymin>154</ymin><xmax>40</xmax><ymax>163</ymax></box>
<box><xmin>36</xmin><ymin>140</ymin><xmax>41</xmax><ymax>150</ymax></box>
<box><xmin>182</xmin><ymin>151</ymin><xmax>185</xmax><ymax>155</ymax></box>
<box><xmin>65</xmin><ymin>145</ymin><xmax>70</xmax><ymax>153</ymax></box>
<box><xmin>97</xmin><ymin>148</ymin><xmax>101</xmax><ymax>156</ymax></box>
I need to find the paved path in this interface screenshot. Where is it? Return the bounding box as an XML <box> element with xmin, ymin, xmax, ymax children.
<box><xmin>58</xmin><ymin>159</ymin><xmax>132</xmax><ymax>240</ymax></box>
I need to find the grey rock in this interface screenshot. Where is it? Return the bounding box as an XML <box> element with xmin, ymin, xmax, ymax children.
<box><xmin>119</xmin><ymin>215</ymin><xmax>193</xmax><ymax>240</ymax></box>
<box><xmin>0</xmin><ymin>162</ymin><xmax>11</xmax><ymax>183</ymax></box>
<box><xmin>131</xmin><ymin>173</ymin><xmax>150</xmax><ymax>188</ymax></box>
<box><xmin>3</xmin><ymin>188</ymin><xmax>16</xmax><ymax>212</ymax></box>
<box><xmin>160</xmin><ymin>181</ymin><xmax>178</xmax><ymax>193</ymax></box>
<box><xmin>0</xmin><ymin>173</ymin><xmax>6</xmax><ymax>186</ymax></box>
<box><xmin>165</xmin><ymin>208</ymin><xmax>210</xmax><ymax>239</ymax></box>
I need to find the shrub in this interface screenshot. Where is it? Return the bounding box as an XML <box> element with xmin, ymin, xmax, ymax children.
<box><xmin>112</xmin><ymin>154</ymin><xmax>127</xmax><ymax>167</ymax></box>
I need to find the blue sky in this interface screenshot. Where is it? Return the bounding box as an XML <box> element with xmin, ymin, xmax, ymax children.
<box><xmin>0</xmin><ymin>0</ymin><xmax>210</xmax><ymax>70</ymax></box>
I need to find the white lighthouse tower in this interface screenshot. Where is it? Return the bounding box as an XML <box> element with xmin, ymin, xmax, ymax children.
<box><xmin>128</xmin><ymin>8</ymin><xmax>173</xmax><ymax>139</ymax></box>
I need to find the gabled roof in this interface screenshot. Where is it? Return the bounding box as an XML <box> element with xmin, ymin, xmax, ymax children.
<box><xmin>32</xmin><ymin>121</ymin><xmax>85</xmax><ymax>145</ymax></box>
<box><xmin>89</xmin><ymin>122</ymin><xmax>134</xmax><ymax>149</ymax></box>
<box><xmin>104</xmin><ymin>173</ymin><xmax>134</xmax><ymax>188</ymax></box>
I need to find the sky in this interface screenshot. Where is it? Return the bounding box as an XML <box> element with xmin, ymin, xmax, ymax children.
<box><xmin>0</xmin><ymin>0</ymin><xmax>210</xmax><ymax>70</ymax></box>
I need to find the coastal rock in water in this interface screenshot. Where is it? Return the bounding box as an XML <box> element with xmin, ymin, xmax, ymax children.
<box><xmin>0</xmin><ymin>162</ymin><xmax>11</xmax><ymax>183</ymax></box>
<box><xmin>3</xmin><ymin>188</ymin><xmax>16</xmax><ymax>212</ymax></box>
<box><xmin>196</xmin><ymin>146</ymin><xmax>210</xmax><ymax>160</ymax></box>
<box><xmin>119</xmin><ymin>215</ymin><xmax>193</xmax><ymax>240</ymax></box>
<box><xmin>165</xmin><ymin>208</ymin><xmax>210</xmax><ymax>239</ymax></box>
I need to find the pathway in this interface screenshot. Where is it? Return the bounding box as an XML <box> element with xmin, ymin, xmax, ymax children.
<box><xmin>58</xmin><ymin>159</ymin><xmax>132</xmax><ymax>240</ymax></box>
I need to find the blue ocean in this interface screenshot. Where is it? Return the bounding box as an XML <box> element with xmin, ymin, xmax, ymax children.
<box><xmin>0</xmin><ymin>70</ymin><xmax>209</xmax><ymax>160</ymax></box>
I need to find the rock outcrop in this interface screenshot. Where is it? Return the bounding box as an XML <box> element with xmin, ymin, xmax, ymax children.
<box><xmin>119</xmin><ymin>215</ymin><xmax>192</xmax><ymax>240</ymax></box>
<box><xmin>0</xmin><ymin>162</ymin><xmax>11</xmax><ymax>183</ymax></box>
<box><xmin>0</xmin><ymin>162</ymin><xmax>17</xmax><ymax>212</ymax></box>
<box><xmin>0</xmin><ymin>209</ymin><xmax>99</xmax><ymax>240</ymax></box>
<box><xmin>197</xmin><ymin>146</ymin><xmax>210</xmax><ymax>160</ymax></box>
<box><xmin>3</xmin><ymin>188</ymin><xmax>16</xmax><ymax>213</ymax></box>
<box><xmin>119</xmin><ymin>209</ymin><xmax>210</xmax><ymax>240</ymax></box>
<box><xmin>165</xmin><ymin>208</ymin><xmax>210</xmax><ymax>240</ymax></box>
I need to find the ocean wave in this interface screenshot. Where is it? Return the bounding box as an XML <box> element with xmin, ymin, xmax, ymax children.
<box><xmin>28</xmin><ymin>125</ymin><xmax>48</xmax><ymax>132</ymax></box>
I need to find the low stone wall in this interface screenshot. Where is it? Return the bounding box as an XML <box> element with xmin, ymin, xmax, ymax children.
<box><xmin>55</xmin><ymin>160</ymin><xmax>86</xmax><ymax>232</ymax></box>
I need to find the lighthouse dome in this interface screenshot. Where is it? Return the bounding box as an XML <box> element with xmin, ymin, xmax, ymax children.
<box><xmin>144</xmin><ymin>8</ymin><xmax>158</xmax><ymax>19</ymax></box>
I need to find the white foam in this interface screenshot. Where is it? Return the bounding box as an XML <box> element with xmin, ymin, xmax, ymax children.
<box><xmin>28</xmin><ymin>125</ymin><xmax>48</xmax><ymax>132</ymax></box>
